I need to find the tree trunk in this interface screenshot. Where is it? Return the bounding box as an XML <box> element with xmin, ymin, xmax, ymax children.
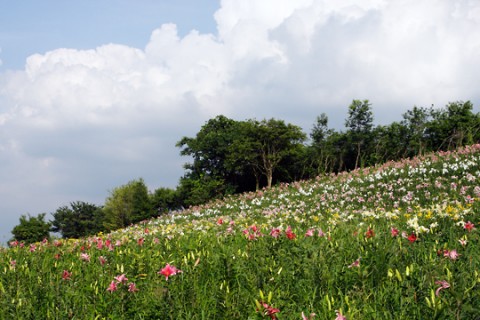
<box><xmin>355</xmin><ymin>142</ymin><xmax>361</xmax><ymax>169</ymax></box>
<box><xmin>266</xmin><ymin>169</ymin><xmax>273</xmax><ymax>188</ymax></box>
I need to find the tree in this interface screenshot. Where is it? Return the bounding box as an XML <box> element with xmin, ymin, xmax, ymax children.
<box><xmin>176</xmin><ymin>115</ymin><xmax>241</xmax><ymax>203</ymax></box>
<box><xmin>426</xmin><ymin>101</ymin><xmax>479</xmax><ymax>151</ymax></box>
<box><xmin>308</xmin><ymin>113</ymin><xmax>335</xmax><ymax>175</ymax></box>
<box><xmin>345</xmin><ymin>99</ymin><xmax>374</xmax><ymax>169</ymax></box>
<box><xmin>51</xmin><ymin>201</ymin><xmax>104</xmax><ymax>239</ymax></box>
<box><xmin>241</xmin><ymin>118</ymin><xmax>306</xmax><ymax>188</ymax></box>
<box><xmin>11</xmin><ymin>213</ymin><xmax>51</xmax><ymax>245</ymax></box>
<box><xmin>150</xmin><ymin>187</ymin><xmax>182</xmax><ymax>214</ymax></box>
<box><xmin>103</xmin><ymin>178</ymin><xmax>153</xmax><ymax>231</ymax></box>
<box><xmin>401</xmin><ymin>106</ymin><xmax>432</xmax><ymax>156</ymax></box>
<box><xmin>371</xmin><ymin>122</ymin><xmax>409</xmax><ymax>163</ymax></box>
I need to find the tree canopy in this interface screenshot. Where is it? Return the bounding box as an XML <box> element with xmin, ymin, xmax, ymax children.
<box><xmin>103</xmin><ymin>178</ymin><xmax>153</xmax><ymax>231</ymax></box>
<box><xmin>10</xmin><ymin>213</ymin><xmax>51</xmax><ymax>245</ymax></box>
<box><xmin>51</xmin><ymin>201</ymin><xmax>104</xmax><ymax>239</ymax></box>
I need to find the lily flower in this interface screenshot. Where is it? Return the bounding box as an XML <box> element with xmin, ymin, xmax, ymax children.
<box><xmin>158</xmin><ymin>263</ymin><xmax>182</xmax><ymax>280</ymax></box>
<box><xmin>115</xmin><ymin>274</ymin><xmax>128</xmax><ymax>284</ymax></box>
<box><xmin>107</xmin><ymin>280</ymin><xmax>118</xmax><ymax>292</ymax></box>
<box><xmin>348</xmin><ymin>258</ymin><xmax>361</xmax><ymax>268</ymax></box>
<box><xmin>128</xmin><ymin>282</ymin><xmax>139</xmax><ymax>292</ymax></box>
<box><xmin>435</xmin><ymin>280</ymin><xmax>450</xmax><ymax>296</ymax></box>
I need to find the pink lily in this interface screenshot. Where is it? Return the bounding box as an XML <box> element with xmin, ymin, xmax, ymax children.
<box><xmin>158</xmin><ymin>263</ymin><xmax>182</xmax><ymax>280</ymax></box>
<box><xmin>435</xmin><ymin>280</ymin><xmax>450</xmax><ymax>296</ymax></box>
<box><xmin>115</xmin><ymin>274</ymin><xmax>128</xmax><ymax>284</ymax></box>
<box><xmin>128</xmin><ymin>282</ymin><xmax>139</xmax><ymax>292</ymax></box>
<box><xmin>107</xmin><ymin>280</ymin><xmax>118</xmax><ymax>292</ymax></box>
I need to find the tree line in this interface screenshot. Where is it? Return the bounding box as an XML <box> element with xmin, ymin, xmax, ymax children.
<box><xmin>10</xmin><ymin>100</ymin><xmax>480</xmax><ymax>244</ymax></box>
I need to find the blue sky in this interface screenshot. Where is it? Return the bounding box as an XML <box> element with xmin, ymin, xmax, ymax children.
<box><xmin>1</xmin><ymin>0</ymin><xmax>479</xmax><ymax>243</ymax></box>
<box><xmin>0</xmin><ymin>1</ymin><xmax>219</xmax><ymax>70</ymax></box>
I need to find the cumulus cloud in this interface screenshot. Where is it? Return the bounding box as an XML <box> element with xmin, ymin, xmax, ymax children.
<box><xmin>1</xmin><ymin>0</ymin><xmax>480</xmax><ymax>240</ymax></box>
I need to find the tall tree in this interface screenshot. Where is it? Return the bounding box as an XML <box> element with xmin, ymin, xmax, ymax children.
<box><xmin>11</xmin><ymin>213</ymin><xmax>51</xmax><ymax>245</ymax></box>
<box><xmin>176</xmin><ymin>115</ymin><xmax>241</xmax><ymax>204</ymax></box>
<box><xmin>345</xmin><ymin>99</ymin><xmax>374</xmax><ymax>169</ymax></box>
<box><xmin>103</xmin><ymin>178</ymin><xmax>153</xmax><ymax>231</ymax></box>
<box><xmin>427</xmin><ymin>101</ymin><xmax>479</xmax><ymax>150</ymax></box>
<box><xmin>243</xmin><ymin>118</ymin><xmax>306</xmax><ymax>188</ymax></box>
<box><xmin>371</xmin><ymin>122</ymin><xmax>409</xmax><ymax>163</ymax></box>
<box><xmin>51</xmin><ymin>201</ymin><xmax>104</xmax><ymax>239</ymax></box>
<box><xmin>150</xmin><ymin>187</ymin><xmax>182</xmax><ymax>214</ymax></box>
<box><xmin>309</xmin><ymin>113</ymin><xmax>335</xmax><ymax>174</ymax></box>
<box><xmin>401</xmin><ymin>106</ymin><xmax>432</xmax><ymax>156</ymax></box>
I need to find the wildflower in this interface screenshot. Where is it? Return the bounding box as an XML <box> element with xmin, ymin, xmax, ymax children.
<box><xmin>435</xmin><ymin>280</ymin><xmax>450</xmax><ymax>296</ymax></box>
<box><xmin>259</xmin><ymin>302</ymin><xmax>280</xmax><ymax>319</ymax></box>
<box><xmin>216</xmin><ymin>218</ymin><xmax>223</xmax><ymax>225</ymax></box>
<box><xmin>348</xmin><ymin>258</ymin><xmax>361</xmax><ymax>268</ymax></box>
<box><xmin>128</xmin><ymin>282</ymin><xmax>139</xmax><ymax>292</ymax></box>
<box><xmin>137</xmin><ymin>238</ymin><xmax>144</xmax><ymax>246</ymax></box>
<box><xmin>407</xmin><ymin>233</ymin><xmax>417</xmax><ymax>243</ymax></box>
<box><xmin>318</xmin><ymin>229</ymin><xmax>325</xmax><ymax>237</ymax></box>
<box><xmin>365</xmin><ymin>227</ymin><xmax>375</xmax><ymax>239</ymax></box>
<box><xmin>390</xmin><ymin>227</ymin><xmax>399</xmax><ymax>237</ymax></box>
<box><xmin>115</xmin><ymin>274</ymin><xmax>128</xmax><ymax>284</ymax></box>
<box><xmin>54</xmin><ymin>253</ymin><xmax>61</xmax><ymax>260</ymax></box>
<box><xmin>29</xmin><ymin>244</ymin><xmax>36</xmax><ymax>252</ymax></box>
<box><xmin>99</xmin><ymin>256</ymin><xmax>107</xmax><ymax>266</ymax></box>
<box><xmin>443</xmin><ymin>249</ymin><xmax>461</xmax><ymax>260</ymax></box>
<box><xmin>62</xmin><ymin>270</ymin><xmax>72</xmax><ymax>281</ymax></box>
<box><xmin>270</xmin><ymin>228</ymin><xmax>281</xmax><ymax>238</ymax></box>
<box><xmin>459</xmin><ymin>239</ymin><xmax>467</xmax><ymax>246</ymax></box>
<box><xmin>302</xmin><ymin>311</ymin><xmax>316</xmax><ymax>320</ymax></box>
<box><xmin>335</xmin><ymin>310</ymin><xmax>347</xmax><ymax>320</ymax></box>
<box><xmin>9</xmin><ymin>240</ymin><xmax>18</xmax><ymax>247</ymax></box>
<box><xmin>305</xmin><ymin>229</ymin><xmax>314</xmax><ymax>237</ymax></box>
<box><xmin>285</xmin><ymin>226</ymin><xmax>296</xmax><ymax>240</ymax></box>
<box><xmin>158</xmin><ymin>263</ymin><xmax>182</xmax><ymax>280</ymax></box>
<box><xmin>464</xmin><ymin>221</ymin><xmax>475</xmax><ymax>232</ymax></box>
<box><xmin>10</xmin><ymin>260</ymin><xmax>16</xmax><ymax>269</ymax></box>
<box><xmin>107</xmin><ymin>280</ymin><xmax>118</xmax><ymax>292</ymax></box>
<box><xmin>80</xmin><ymin>253</ymin><xmax>91</xmax><ymax>262</ymax></box>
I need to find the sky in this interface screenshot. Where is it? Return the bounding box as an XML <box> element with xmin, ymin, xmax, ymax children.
<box><xmin>1</xmin><ymin>0</ymin><xmax>479</xmax><ymax>243</ymax></box>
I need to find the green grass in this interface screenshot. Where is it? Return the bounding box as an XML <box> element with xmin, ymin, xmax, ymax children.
<box><xmin>1</xmin><ymin>144</ymin><xmax>480</xmax><ymax>319</ymax></box>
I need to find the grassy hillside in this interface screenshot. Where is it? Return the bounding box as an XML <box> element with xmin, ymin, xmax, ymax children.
<box><xmin>2</xmin><ymin>144</ymin><xmax>480</xmax><ymax>319</ymax></box>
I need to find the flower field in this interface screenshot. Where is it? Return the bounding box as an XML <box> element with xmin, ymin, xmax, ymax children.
<box><xmin>2</xmin><ymin>144</ymin><xmax>480</xmax><ymax>319</ymax></box>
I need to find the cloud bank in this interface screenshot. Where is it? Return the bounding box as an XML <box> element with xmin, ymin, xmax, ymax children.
<box><xmin>1</xmin><ymin>0</ymin><xmax>479</xmax><ymax>240</ymax></box>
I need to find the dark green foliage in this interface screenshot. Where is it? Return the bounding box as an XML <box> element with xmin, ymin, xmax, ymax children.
<box><xmin>103</xmin><ymin>178</ymin><xmax>153</xmax><ymax>231</ymax></box>
<box><xmin>345</xmin><ymin>99</ymin><xmax>374</xmax><ymax>169</ymax></box>
<box><xmin>177</xmin><ymin>115</ymin><xmax>243</xmax><ymax>205</ymax></box>
<box><xmin>10</xmin><ymin>213</ymin><xmax>51</xmax><ymax>244</ymax></box>
<box><xmin>50</xmin><ymin>201</ymin><xmax>104</xmax><ymax>239</ymax></box>
<box><xmin>150</xmin><ymin>187</ymin><xmax>182</xmax><ymax>215</ymax></box>
<box><xmin>426</xmin><ymin>101</ymin><xmax>479</xmax><ymax>150</ymax></box>
<box><xmin>177</xmin><ymin>116</ymin><xmax>306</xmax><ymax>206</ymax></box>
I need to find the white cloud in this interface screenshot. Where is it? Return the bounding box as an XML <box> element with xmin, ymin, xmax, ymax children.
<box><xmin>0</xmin><ymin>0</ymin><xmax>480</xmax><ymax>240</ymax></box>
